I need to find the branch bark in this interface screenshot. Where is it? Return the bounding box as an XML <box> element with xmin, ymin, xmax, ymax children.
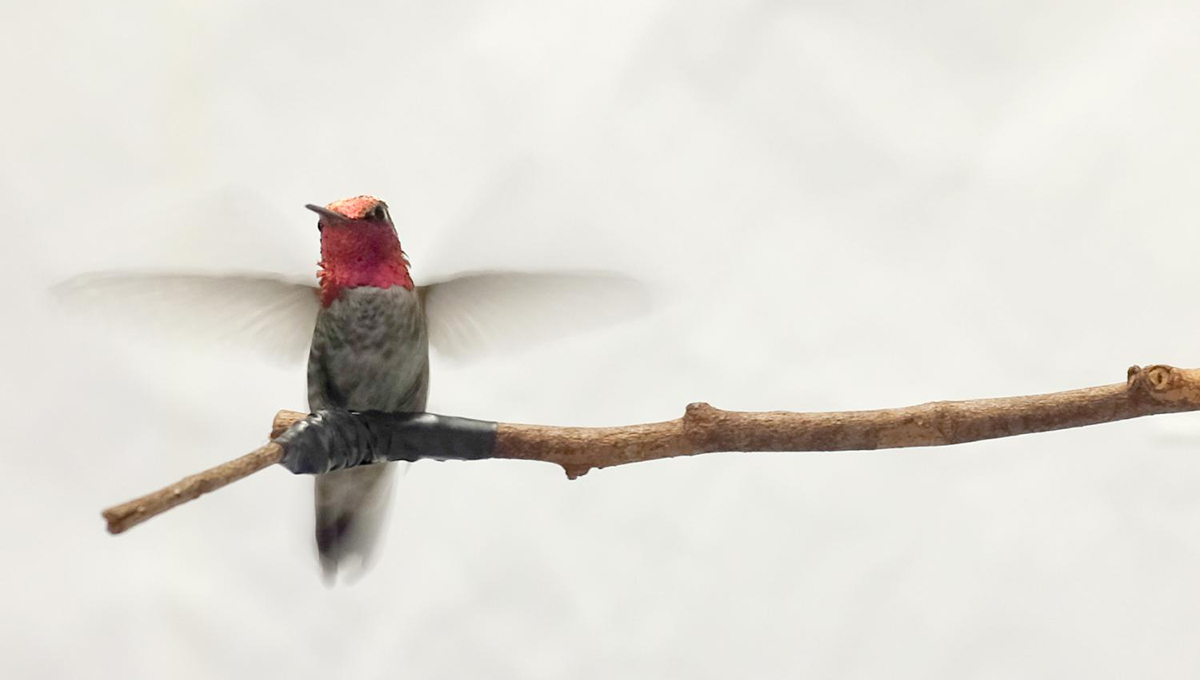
<box><xmin>102</xmin><ymin>442</ymin><xmax>283</xmax><ymax>534</ymax></box>
<box><xmin>103</xmin><ymin>364</ymin><xmax>1200</xmax><ymax>534</ymax></box>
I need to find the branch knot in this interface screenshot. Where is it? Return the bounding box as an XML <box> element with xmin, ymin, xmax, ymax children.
<box><xmin>1127</xmin><ymin>364</ymin><xmax>1200</xmax><ymax>403</ymax></box>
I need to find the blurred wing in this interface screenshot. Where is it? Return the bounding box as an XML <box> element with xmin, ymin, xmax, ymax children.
<box><xmin>419</xmin><ymin>271</ymin><xmax>652</xmax><ymax>361</ymax></box>
<box><xmin>51</xmin><ymin>271</ymin><xmax>321</xmax><ymax>366</ymax></box>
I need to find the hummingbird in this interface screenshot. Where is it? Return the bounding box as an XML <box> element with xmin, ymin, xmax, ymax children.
<box><xmin>303</xmin><ymin>195</ymin><xmax>428</xmax><ymax>581</ymax></box>
<box><xmin>54</xmin><ymin>191</ymin><xmax>648</xmax><ymax>583</ymax></box>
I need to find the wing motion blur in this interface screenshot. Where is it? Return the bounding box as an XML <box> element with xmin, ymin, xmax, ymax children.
<box><xmin>52</xmin><ymin>269</ymin><xmax>652</xmax><ymax>365</ymax></box>
<box><xmin>419</xmin><ymin>270</ymin><xmax>652</xmax><ymax>362</ymax></box>
<box><xmin>51</xmin><ymin>271</ymin><xmax>322</xmax><ymax>366</ymax></box>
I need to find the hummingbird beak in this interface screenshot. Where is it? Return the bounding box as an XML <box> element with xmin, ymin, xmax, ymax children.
<box><xmin>305</xmin><ymin>204</ymin><xmax>350</xmax><ymax>223</ymax></box>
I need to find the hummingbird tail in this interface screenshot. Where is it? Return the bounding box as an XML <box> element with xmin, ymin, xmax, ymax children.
<box><xmin>313</xmin><ymin>462</ymin><xmax>397</xmax><ymax>584</ymax></box>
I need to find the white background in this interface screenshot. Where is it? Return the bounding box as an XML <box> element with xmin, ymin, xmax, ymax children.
<box><xmin>5</xmin><ymin>1</ymin><xmax>1200</xmax><ymax>677</ymax></box>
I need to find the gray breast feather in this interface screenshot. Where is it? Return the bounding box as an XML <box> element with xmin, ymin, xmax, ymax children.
<box><xmin>307</xmin><ymin>285</ymin><xmax>430</xmax><ymax>413</ymax></box>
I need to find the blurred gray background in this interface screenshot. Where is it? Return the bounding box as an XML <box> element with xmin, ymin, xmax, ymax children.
<box><xmin>5</xmin><ymin>0</ymin><xmax>1200</xmax><ymax>677</ymax></box>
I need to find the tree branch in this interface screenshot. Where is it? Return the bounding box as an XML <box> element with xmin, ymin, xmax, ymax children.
<box><xmin>102</xmin><ymin>442</ymin><xmax>283</xmax><ymax>534</ymax></box>
<box><xmin>102</xmin><ymin>364</ymin><xmax>1200</xmax><ymax>534</ymax></box>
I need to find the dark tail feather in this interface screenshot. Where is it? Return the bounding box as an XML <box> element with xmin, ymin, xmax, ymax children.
<box><xmin>314</xmin><ymin>463</ymin><xmax>397</xmax><ymax>584</ymax></box>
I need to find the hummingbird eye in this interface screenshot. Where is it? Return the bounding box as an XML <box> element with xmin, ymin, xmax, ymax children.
<box><xmin>371</xmin><ymin>205</ymin><xmax>388</xmax><ymax>221</ymax></box>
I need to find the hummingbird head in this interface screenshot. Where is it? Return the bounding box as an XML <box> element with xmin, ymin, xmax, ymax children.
<box><xmin>306</xmin><ymin>195</ymin><xmax>413</xmax><ymax>306</ymax></box>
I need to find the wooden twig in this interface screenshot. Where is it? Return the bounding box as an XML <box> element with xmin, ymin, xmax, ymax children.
<box><xmin>102</xmin><ymin>443</ymin><xmax>283</xmax><ymax>534</ymax></box>
<box><xmin>103</xmin><ymin>364</ymin><xmax>1200</xmax><ymax>534</ymax></box>
<box><xmin>490</xmin><ymin>364</ymin><xmax>1200</xmax><ymax>478</ymax></box>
